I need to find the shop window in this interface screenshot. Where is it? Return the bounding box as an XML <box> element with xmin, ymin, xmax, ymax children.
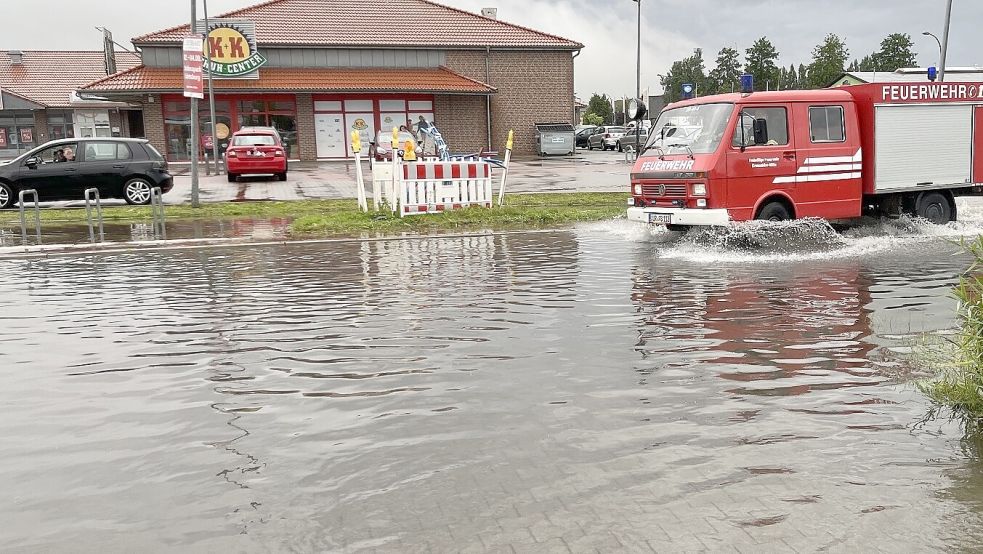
<box><xmin>47</xmin><ymin>110</ymin><xmax>75</xmax><ymax>141</ymax></box>
<box><xmin>76</xmin><ymin>111</ymin><xmax>111</xmax><ymax>138</ymax></box>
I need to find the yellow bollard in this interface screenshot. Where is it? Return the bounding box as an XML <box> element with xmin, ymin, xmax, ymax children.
<box><xmin>351</xmin><ymin>130</ymin><xmax>361</xmax><ymax>154</ymax></box>
<box><xmin>506</xmin><ymin>129</ymin><xmax>514</xmax><ymax>151</ymax></box>
<box><xmin>403</xmin><ymin>139</ymin><xmax>417</xmax><ymax>161</ymax></box>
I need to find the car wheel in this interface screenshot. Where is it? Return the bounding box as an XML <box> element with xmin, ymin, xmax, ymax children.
<box><xmin>0</xmin><ymin>182</ymin><xmax>14</xmax><ymax>210</ymax></box>
<box><xmin>277</xmin><ymin>172</ymin><xmax>288</xmax><ymax>181</ymax></box>
<box><xmin>617</xmin><ymin>142</ymin><xmax>623</xmax><ymax>152</ymax></box>
<box><xmin>123</xmin><ymin>178</ymin><xmax>153</xmax><ymax>205</ymax></box>
<box><xmin>588</xmin><ymin>142</ymin><xmax>593</xmax><ymax>151</ymax></box>
<box><xmin>228</xmin><ymin>173</ymin><xmax>238</xmax><ymax>183</ymax></box>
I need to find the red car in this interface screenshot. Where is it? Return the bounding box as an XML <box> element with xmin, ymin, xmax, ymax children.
<box><xmin>225</xmin><ymin>127</ymin><xmax>288</xmax><ymax>182</ymax></box>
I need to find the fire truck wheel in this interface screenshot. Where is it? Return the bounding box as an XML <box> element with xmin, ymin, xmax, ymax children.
<box><xmin>756</xmin><ymin>201</ymin><xmax>792</xmax><ymax>222</ymax></box>
<box><xmin>915</xmin><ymin>192</ymin><xmax>954</xmax><ymax>225</ymax></box>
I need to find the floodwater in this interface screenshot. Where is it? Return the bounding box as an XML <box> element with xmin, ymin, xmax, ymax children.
<box><xmin>3</xmin><ymin>213</ymin><xmax>983</xmax><ymax>552</ymax></box>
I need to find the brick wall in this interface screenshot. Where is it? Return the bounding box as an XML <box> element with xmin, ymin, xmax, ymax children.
<box><xmin>142</xmin><ymin>95</ymin><xmax>166</xmax><ymax>156</ymax></box>
<box><xmin>296</xmin><ymin>93</ymin><xmax>316</xmax><ymax>161</ymax></box>
<box><xmin>444</xmin><ymin>50</ymin><xmax>575</xmax><ymax>157</ymax></box>
<box><xmin>32</xmin><ymin>110</ymin><xmax>49</xmax><ymax>145</ymax></box>
<box><xmin>433</xmin><ymin>95</ymin><xmax>489</xmax><ymax>155</ymax></box>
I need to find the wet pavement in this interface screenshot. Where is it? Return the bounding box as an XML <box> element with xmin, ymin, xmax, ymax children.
<box><xmin>3</xmin><ymin>213</ymin><xmax>983</xmax><ymax>552</ymax></box>
<box><xmin>36</xmin><ymin>149</ymin><xmax>630</xmax><ymax>208</ymax></box>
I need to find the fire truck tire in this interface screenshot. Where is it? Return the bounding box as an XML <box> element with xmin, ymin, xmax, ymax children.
<box><xmin>915</xmin><ymin>192</ymin><xmax>955</xmax><ymax>225</ymax></box>
<box><xmin>756</xmin><ymin>201</ymin><xmax>792</xmax><ymax>222</ymax></box>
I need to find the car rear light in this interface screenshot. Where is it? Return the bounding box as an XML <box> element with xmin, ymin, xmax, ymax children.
<box><xmin>274</xmin><ymin>149</ymin><xmax>284</xmax><ymax>157</ymax></box>
<box><xmin>227</xmin><ymin>150</ymin><xmax>237</xmax><ymax>158</ymax></box>
<box><xmin>605</xmin><ymin>133</ymin><xmax>611</xmax><ymax>138</ymax></box>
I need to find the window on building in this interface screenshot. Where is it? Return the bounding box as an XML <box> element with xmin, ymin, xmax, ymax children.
<box><xmin>76</xmin><ymin>110</ymin><xmax>111</xmax><ymax>138</ymax></box>
<box><xmin>47</xmin><ymin>110</ymin><xmax>75</xmax><ymax>140</ymax></box>
<box><xmin>0</xmin><ymin>111</ymin><xmax>38</xmax><ymax>157</ymax></box>
<box><xmin>809</xmin><ymin>106</ymin><xmax>845</xmax><ymax>142</ymax></box>
<box><xmin>237</xmin><ymin>99</ymin><xmax>297</xmax><ymax>157</ymax></box>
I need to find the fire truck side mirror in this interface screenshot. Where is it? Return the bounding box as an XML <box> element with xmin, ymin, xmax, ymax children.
<box><xmin>752</xmin><ymin>118</ymin><xmax>769</xmax><ymax>146</ymax></box>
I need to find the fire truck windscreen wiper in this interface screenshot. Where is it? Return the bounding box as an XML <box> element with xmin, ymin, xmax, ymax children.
<box><xmin>640</xmin><ymin>144</ymin><xmax>666</xmax><ymax>160</ymax></box>
<box><xmin>667</xmin><ymin>144</ymin><xmax>695</xmax><ymax>159</ymax></box>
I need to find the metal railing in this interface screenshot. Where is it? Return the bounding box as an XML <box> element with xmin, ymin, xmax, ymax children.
<box><xmin>150</xmin><ymin>187</ymin><xmax>166</xmax><ymax>240</ymax></box>
<box><xmin>18</xmin><ymin>189</ymin><xmax>40</xmax><ymax>246</ymax></box>
<box><xmin>84</xmin><ymin>188</ymin><xmax>105</xmax><ymax>244</ymax></box>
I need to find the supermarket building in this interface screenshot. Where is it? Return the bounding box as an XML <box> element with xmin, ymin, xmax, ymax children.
<box><xmin>80</xmin><ymin>0</ymin><xmax>583</xmax><ymax>161</ymax></box>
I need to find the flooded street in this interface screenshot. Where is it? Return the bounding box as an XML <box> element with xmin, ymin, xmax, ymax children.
<box><xmin>3</xmin><ymin>216</ymin><xmax>983</xmax><ymax>552</ymax></box>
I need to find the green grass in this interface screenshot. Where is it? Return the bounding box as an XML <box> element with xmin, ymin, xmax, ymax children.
<box><xmin>920</xmin><ymin>237</ymin><xmax>983</xmax><ymax>422</ymax></box>
<box><xmin>0</xmin><ymin>193</ymin><xmax>629</xmax><ymax>236</ymax></box>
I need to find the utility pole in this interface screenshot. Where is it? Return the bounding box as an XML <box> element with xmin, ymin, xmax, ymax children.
<box><xmin>939</xmin><ymin>0</ymin><xmax>953</xmax><ymax>82</ymax></box>
<box><xmin>633</xmin><ymin>0</ymin><xmax>641</xmax><ymax>158</ymax></box>
<box><xmin>190</xmin><ymin>0</ymin><xmax>201</xmax><ymax>207</ymax></box>
<box><xmin>204</xmin><ymin>0</ymin><xmax>220</xmax><ymax>175</ymax></box>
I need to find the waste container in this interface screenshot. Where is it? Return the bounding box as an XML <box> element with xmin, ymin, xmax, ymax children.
<box><xmin>534</xmin><ymin>123</ymin><xmax>575</xmax><ymax>156</ymax></box>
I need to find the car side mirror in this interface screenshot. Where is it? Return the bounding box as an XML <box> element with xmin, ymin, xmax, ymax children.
<box><xmin>753</xmin><ymin>118</ymin><xmax>769</xmax><ymax>145</ymax></box>
<box><xmin>25</xmin><ymin>156</ymin><xmax>40</xmax><ymax>168</ymax></box>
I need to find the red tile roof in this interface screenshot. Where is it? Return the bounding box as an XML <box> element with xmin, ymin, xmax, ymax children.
<box><xmin>133</xmin><ymin>0</ymin><xmax>582</xmax><ymax>50</ymax></box>
<box><xmin>81</xmin><ymin>66</ymin><xmax>495</xmax><ymax>94</ymax></box>
<box><xmin>0</xmin><ymin>50</ymin><xmax>141</xmax><ymax>107</ymax></box>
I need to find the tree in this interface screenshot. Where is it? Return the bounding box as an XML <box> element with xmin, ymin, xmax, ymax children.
<box><xmin>708</xmin><ymin>47</ymin><xmax>742</xmax><ymax>94</ymax></box>
<box><xmin>857</xmin><ymin>55</ymin><xmax>877</xmax><ymax>71</ymax></box>
<box><xmin>660</xmin><ymin>48</ymin><xmax>709</xmax><ymax>101</ymax></box>
<box><xmin>782</xmin><ymin>64</ymin><xmax>798</xmax><ymax>90</ymax></box>
<box><xmin>744</xmin><ymin>37</ymin><xmax>780</xmax><ymax>91</ymax></box>
<box><xmin>874</xmin><ymin>33</ymin><xmax>917</xmax><ymax>72</ymax></box>
<box><xmin>583</xmin><ymin>112</ymin><xmax>604</xmax><ymax>126</ymax></box>
<box><xmin>808</xmin><ymin>33</ymin><xmax>849</xmax><ymax>88</ymax></box>
<box><xmin>797</xmin><ymin>63</ymin><xmax>809</xmax><ymax>89</ymax></box>
<box><xmin>586</xmin><ymin>93</ymin><xmax>614</xmax><ymax>125</ymax></box>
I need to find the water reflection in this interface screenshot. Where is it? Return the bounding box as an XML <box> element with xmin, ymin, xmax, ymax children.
<box><xmin>1</xmin><ymin>230</ymin><xmax>983</xmax><ymax>551</ymax></box>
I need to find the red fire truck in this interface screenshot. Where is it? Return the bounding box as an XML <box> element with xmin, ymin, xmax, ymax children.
<box><xmin>627</xmin><ymin>82</ymin><xmax>983</xmax><ymax>227</ymax></box>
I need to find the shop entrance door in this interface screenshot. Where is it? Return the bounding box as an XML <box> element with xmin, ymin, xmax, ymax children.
<box><xmin>315</xmin><ymin>114</ymin><xmax>346</xmax><ymax>158</ymax></box>
<box><xmin>345</xmin><ymin>113</ymin><xmax>375</xmax><ymax>158</ymax></box>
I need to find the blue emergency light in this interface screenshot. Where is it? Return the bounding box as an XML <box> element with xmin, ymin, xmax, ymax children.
<box><xmin>681</xmin><ymin>83</ymin><xmax>695</xmax><ymax>99</ymax></box>
<box><xmin>928</xmin><ymin>66</ymin><xmax>938</xmax><ymax>82</ymax></box>
<box><xmin>740</xmin><ymin>74</ymin><xmax>754</xmax><ymax>94</ymax></box>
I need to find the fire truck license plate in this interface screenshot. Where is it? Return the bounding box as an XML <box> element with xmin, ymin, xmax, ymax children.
<box><xmin>648</xmin><ymin>213</ymin><xmax>672</xmax><ymax>224</ymax></box>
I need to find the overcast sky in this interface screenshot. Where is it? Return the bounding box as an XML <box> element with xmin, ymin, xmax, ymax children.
<box><xmin>2</xmin><ymin>0</ymin><xmax>980</xmax><ymax>100</ymax></box>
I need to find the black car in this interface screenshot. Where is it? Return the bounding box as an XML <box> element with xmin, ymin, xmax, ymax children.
<box><xmin>0</xmin><ymin>138</ymin><xmax>173</xmax><ymax>209</ymax></box>
<box><xmin>575</xmin><ymin>126</ymin><xmax>598</xmax><ymax>148</ymax></box>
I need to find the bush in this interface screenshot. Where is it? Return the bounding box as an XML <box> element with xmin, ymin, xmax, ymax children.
<box><xmin>920</xmin><ymin>237</ymin><xmax>983</xmax><ymax>421</ymax></box>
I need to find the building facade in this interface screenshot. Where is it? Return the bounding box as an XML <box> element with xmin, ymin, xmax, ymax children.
<box><xmin>0</xmin><ymin>50</ymin><xmax>142</xmax><ymax>159</ymax></box>
<box><xmin>80</xmin><ymin>0</ymin><xmax>582</xmax><ymax>160</ymax></box>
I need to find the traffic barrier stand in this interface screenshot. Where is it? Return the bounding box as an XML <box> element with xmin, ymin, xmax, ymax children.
<box><xmin>351</xmin><ymin>130</ymin><xmax>368</xmax><ymax>212</ymax></box>
<box><xmin>399</xmin><ymin>160</ymin><xmax>493</xmax><ymax>217</ymax></box>
<box><xmin>497</xmin><ymin>129</ymin><xmax>514</xmax><ymax>206</ymax></box>
<box><xmin>370</xmin><ymin>158</ymin><xmax>392</xmax><ymax>211</ymax></box>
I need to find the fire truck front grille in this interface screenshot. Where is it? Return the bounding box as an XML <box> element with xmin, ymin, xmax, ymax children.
<box><xmin>641</xmin><ymin>184</ymin><xmax>687</xmax><ymax>198</ymax></box>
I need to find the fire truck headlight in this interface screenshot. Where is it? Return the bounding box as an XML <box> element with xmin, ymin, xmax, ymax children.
<box><xmin>691</xmin><ymin>183</ymin><xmax>707</xmax><ymax>196</ymax></box>
<box><xmin>696</xmin><ymin>198</ymin><xmax>707</xmax><ymax>208</ymax></box>
<box><xmin>632</xmin><ymin>184</ymin><xmax>642</xmax><ymax>196</ymax></box>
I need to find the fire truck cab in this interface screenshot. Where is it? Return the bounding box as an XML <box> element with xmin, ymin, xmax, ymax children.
<box><xmin>627</xmin><ymin>83</ymin><xmax>983</xmax><ymax>227</ymax></box>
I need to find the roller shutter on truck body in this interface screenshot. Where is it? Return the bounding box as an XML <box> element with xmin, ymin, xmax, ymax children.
<box><xmin>874</xmin><ymin>104</ymin><xmax>973</xmax><ymax>192</ymax></box>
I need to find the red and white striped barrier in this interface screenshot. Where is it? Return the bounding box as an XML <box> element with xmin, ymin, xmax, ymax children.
<box><xmin>398</xmin><ymin>161</ymin><xmax>493</xmax><ymax>217</ymax></box>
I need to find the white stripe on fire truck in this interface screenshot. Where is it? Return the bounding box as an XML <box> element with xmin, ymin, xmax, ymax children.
<box><xmin>773</xmin><ymin>172</ymin><xmax>862</xmax><ymax>184</ymax></box>
<box><xmin>797</xmin><ymin>163</ymin><xmax>863</xmax><ymax>173</ymax></box>
<box><xmin>803</xmin><ymin>149</ymin><xmax>862</xmax><ymax>165</ymax></box>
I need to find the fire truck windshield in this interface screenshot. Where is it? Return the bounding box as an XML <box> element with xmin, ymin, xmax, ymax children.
<box><xmin>641</xmin><ymin>102</ymin><xmax>734</xmax><ymax>156</ymax></box>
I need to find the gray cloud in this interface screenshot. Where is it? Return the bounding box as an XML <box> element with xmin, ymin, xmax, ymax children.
<box><xmin>1</xmin><ymin>0</ymin><xmax>979</xmax><ymax>100</ymax></box>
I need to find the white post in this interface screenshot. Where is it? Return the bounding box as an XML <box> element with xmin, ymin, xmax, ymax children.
<box><xmin>354</xmin><ymin>152</ymin><xmax>367</xmax><ymax>212</ymax></box>
<box><xmin>497</xmin><ymin>130</ymin><xmax>514</xmax><ymax>207</ymax></box>
<box><xmin>390</xmin><ymin>127</ymin><xmax>400</xmax><ymax>214</ymax></box>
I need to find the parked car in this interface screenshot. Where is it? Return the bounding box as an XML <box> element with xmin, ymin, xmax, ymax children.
<box><xmin>588</xmin><ymin>126</ymin><xmax>626</xmax><ymax>151</ymax></box>
<box><xmin>225</xmin><ymin>127</ymin><xmax>288</xmax><ymax>182</ymax></box>
<box><xmin>369</xmin><ymin>129</ymin><xmax>422</xmax><ymax>161</ymax></box>
<box><xmin>617</xmin><ymin>128</ymin><xmax>649</xmax><ymax>153</ymax></box>
<box><xmin>0</xmin><ymin>138</ymin><xmax>172</xmax><ymax>209</ymax></box>
<box><xmin>575</xmin><ymin>126</ymin><xmax>598</xmax><ymax>148</ymax></box>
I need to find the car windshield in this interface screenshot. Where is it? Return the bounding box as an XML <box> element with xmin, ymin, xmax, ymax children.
<box><xmin>377</xmin><ymin>132</ymin><xmax>417</xmax><ymax>146</ymax></box>
<box><xmin>642</xmin><ymin>102</ymin><xmax>734</xmax><ymax>156</ymax></box>
<box><xmin>608</xmin><ymin>127</ymin><xmax>625</xmax><ymax>134</ymax></box>
<box><xmin>233</xmin><ymin>135</ymin><xmax>276</xmax><ymax>146</ymax></box>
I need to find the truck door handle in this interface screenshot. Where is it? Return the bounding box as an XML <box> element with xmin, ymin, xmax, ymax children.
<box><xmin>783</xmin><ymin>151</ymin><xmax>796</xmax><ymax>160</ymax></box>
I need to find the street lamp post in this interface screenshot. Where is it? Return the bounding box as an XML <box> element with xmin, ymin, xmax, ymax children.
<box><xmin>190</xmin><ymin>0</ymin><xmax>200</xmax><ymax>208</ymax></box>
<box><xmin>922</xmin><ymin>31</ymin><xmax>942</xmax><ymax>73</ymax></box>
<box><xmin>939</xmin><ymin>0</ymin><xmax>953</xmax><ymax>82</ymax></box>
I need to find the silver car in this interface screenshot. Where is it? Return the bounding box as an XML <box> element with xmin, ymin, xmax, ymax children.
<box><xmin>587</xmin><ymin>126</ymin><xmax>626</xmax><ymax>151</ymax></box>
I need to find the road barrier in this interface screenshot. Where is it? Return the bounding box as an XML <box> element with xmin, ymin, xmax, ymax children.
<box><xmin>84</xmin><ymin>188</ymin><xmax>105</xmax><ymax>244</ymax></box>
<box><xmin>18</xmin><ymin>189</ymin><xmax>40</xmax><ymax>246</ymax></box>
<box><xmin>398</xmin><ymin>161</ymin><xmax>493</xmax><ymax>217</ymax></box>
